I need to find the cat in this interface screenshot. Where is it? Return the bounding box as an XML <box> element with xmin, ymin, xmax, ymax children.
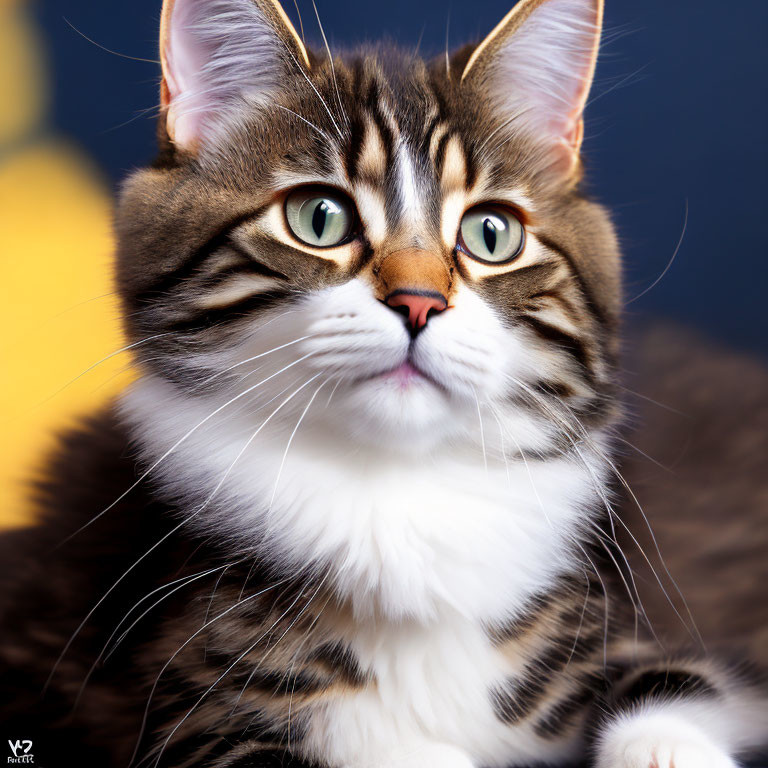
<box><xmin>1</xmin><ymin>0</ymin><xmax>767</xmax><ymax>766</ymax></box>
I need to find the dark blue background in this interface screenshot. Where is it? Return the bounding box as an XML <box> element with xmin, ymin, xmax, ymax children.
<box><xmin>32</xmin><ymin>0</ymin><xmax>768</xmax><ymax>356</ymax></box>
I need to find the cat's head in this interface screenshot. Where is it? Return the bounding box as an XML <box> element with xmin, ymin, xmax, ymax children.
<box><xmin>116</xmin><ymin>0</ymin><xmax>621</xmax><ymax>457</ymax></box>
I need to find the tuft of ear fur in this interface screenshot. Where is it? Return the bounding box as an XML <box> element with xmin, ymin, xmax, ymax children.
<box><xmin>159</xmin><ymin>0</ymin><xmax>310</xmax><ymax>150</ymax></box>
<box><xmin>461</xmin><ymin>0</ymin><xmax>603</xmax><ymax>174</ymax></box>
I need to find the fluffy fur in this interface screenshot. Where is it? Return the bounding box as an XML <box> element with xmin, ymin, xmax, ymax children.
<box><xmin>1</xmin><ymin>0</ymin><xmax>767</xmax><ymax>767</ymax></box>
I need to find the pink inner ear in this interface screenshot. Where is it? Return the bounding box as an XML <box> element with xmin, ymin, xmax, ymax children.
<box><xmin>168</xmin><ymin>104</ymin><xmax>202</xmax><ymax>150</ymax></box>
<box><xmin>160</xmin><ymin>0</ymin><xmax>309</xmax><ymax>150</ymax></box>
<box><xmin>159</xmin><ymin>0</ymin><xmax>285</xmax><ymax>150</ymax></box>
<box><xmin>162</xmin><ymin>2</ymin><xmax>209</xmax><ymax>148</ymax></box>
<box><xmin>486</xmin><ymin>0</ymin><xmax>601</xmax><ymax>154</ymax></box>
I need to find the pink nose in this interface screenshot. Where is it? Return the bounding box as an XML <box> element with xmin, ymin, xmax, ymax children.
<box><xmin>385</xmin><ymin>290</ymin><xmax>447</xmax><ymax>332</ymax></box>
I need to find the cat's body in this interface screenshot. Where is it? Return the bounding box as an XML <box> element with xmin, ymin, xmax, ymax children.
<box><xmin>0</xmin><ymin>415</ymin><xmax>609</xmax><ymax>767</ymax></box>
<box><xmin>2</xmin><ymin>0</ymin><xmax>767</xmax><ymax>766</ymax></box>
<box><xmin>3</xmin><ymin>375</ymin><xmax>766</xmax><ymax>768</ymax></box>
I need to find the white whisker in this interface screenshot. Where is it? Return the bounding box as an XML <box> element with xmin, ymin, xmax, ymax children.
<box><xmin>152</xmin><ymin>572</ymin><xmax>329</xmax><ymax>767</ymax></box>
<box><xmin>269</xmin><ymin>376</ymin><xmax>331</xmax><ymax>510</ymax></box>
<box><xmin>279</xmin><ymin>38</ymin><xmax>344</xmax><ymax>139</ymax></box>
<box><xmin>472</xmin><ymin>388</ymin><xmax>488</xmax><ymax>476</ymax></box>
<box><xmin>625</xmin><ymin>200</ymin><xmax>688</xmax><ymax>305</ymax></box>
<box><xmin>74</xmin><ymin>563</ymin><xmax>232</xmax><ymax>710</ymax></box>
<box><xmin>49</xmin><ymin>363</ymin><xmax>322</xmax><ymax>696</ymax></box>
<box><xmin>311</xmin><ymin>0</ymin><xmax>348</xmax><ymax>127</ymax></box>
<box><xmin>275</xmin><ymin>105</ymin><xmax>334</xmax><ymax>145</ymax></box>
<box><xmin>57</xmin><ymin>350</ymin><xmax>318</xmax><ymax>546</ymax></box>
<box><xmin>510</xmin><ymin>375</ymin><xmax>702</xmax><ymax>648</ymax></box>
<box><xmin>130</xmin><ymin>577</ymin><xmax>291</xmax><ymax>768</ymax></box>
<box><xmin>36</xmin><ymin>333</ymin><xmax>169</xmax><ymax>410</ymax></box>
<box><xmin>228</xmin><ymin>572</ymin><xmax>331</xmax><ymax>721</ymax></box>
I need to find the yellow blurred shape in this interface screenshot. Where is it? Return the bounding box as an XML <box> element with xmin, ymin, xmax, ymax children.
<box><xmin>0</xmin><ymin>142</ymin><xmax>132</xmax><ymax>528</ymax></box>
<box><xmin>0</xmin><ymin>3</ymin><xmax>46</xmax><ymax>147</ymax></box>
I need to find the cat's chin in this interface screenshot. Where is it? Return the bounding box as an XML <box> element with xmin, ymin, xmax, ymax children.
<box><xmin>320</xmin><ymin>369</ymin><xmax>465</xmax><ymax>452</ymax></box>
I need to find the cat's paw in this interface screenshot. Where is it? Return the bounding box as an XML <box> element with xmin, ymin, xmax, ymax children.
<box><xmin>596</xmin><ymin>712</ymin><xmax>738</xmax><ymax>768</ymax></box>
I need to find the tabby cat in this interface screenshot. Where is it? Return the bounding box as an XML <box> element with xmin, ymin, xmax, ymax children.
<box><xmin>2</xmin><ymin>0</ymin><xmax>767</xmax><ymax>766</ymax></box>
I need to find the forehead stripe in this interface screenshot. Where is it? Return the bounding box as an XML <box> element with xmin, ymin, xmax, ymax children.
<box><xmin>347</xmin><ymin>111</ymin><xmax>394</xmax><ymax>184</ymax></box>
<box><xmin>354</xmin><ymin>183</ymin><xmax>388</xmax><ymax>247</ymax></box>
<box><xmin>440</xmin><ymin>135</ymin><xmax>467</xmax><ymax>190</ymax></box>
<box><xmin>421</xmin><ymin>113</ymin><xmax>442</xmax><ymax>155</ymax></box>
<box><xmin>427</xmin><ymin>121</ymin><xmax>449</xmax><ymax>161</ymax></box>
<box><xmin>396</xmin><ymin>141</ymin><xmax>425</xmax><ymax>228</ymax></box>
<box><xmin>432</xmin><ymin>128</ymin><xmax>451</xmax><ymax>174</ymax></box>
<box><xmin>344</xmin><ymin>115</ymin><xmax>366</xmax><ymax>181</ymax></box>
<box><xmin>357</xmin><ymin>118</ymin><xmax>388</xmax><ymax>181</ymax></box>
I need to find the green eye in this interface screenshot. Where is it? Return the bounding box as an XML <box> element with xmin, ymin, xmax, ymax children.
<box><xmin>285</xmin><ymin>187</ymin><xmax>355</xmax><ymax>247</ymax></box>
<box><xmin>458</xmin><ymin>205</ymin><xmax>524</xmax><ymax>264</ymax></box>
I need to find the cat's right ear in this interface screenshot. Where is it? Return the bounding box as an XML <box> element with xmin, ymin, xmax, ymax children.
<box><xmin>159</xmin><ymin>0</ymin><xmax>310</xmax><ymax>151</ymax></box>
<box><xmin>460</xmin><ymin>0</ymin><xmax>603</xmax><ymax>178</ymax></box>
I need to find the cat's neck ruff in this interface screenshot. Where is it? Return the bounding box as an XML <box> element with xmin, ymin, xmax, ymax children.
<box><xmin>121</xmin><ymin>373</ymin><xmax>607</xmax><ymax>627</ymax></box>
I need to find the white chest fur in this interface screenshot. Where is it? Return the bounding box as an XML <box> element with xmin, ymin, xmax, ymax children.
<box><xmin>122</xmin><ymin>375</ymin><xmax>599</xmax><ymax>625</ymax></box>
<box><xmin>304</xmin><ymin>613</ymin><xmax>585</xmax><ymax>768</ymax></box>
<box><xmin>122</xmin><ymin>376</ymin><xmax>604</xmax><ymax>766</ymax></box>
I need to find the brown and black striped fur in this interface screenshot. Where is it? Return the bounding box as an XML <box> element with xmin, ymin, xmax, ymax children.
<box><xmin>2</xmin><ymin>399</ymin><xmax>766</xmax><ymax>766</ymax></box>
<box><xmin>117</xmin><ymin>46</ymin><xmax>620</xmax><ymax>417</ymax></box>
<box><xmin>2</xmin><ymin>0</ymin><xmax>768</xmax><ymax>766</ymax></box>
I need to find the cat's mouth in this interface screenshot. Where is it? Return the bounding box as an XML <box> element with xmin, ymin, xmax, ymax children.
<box><xmin>379</xmin><ymin>361</ymin><xmax>423</xmax><ymax>385</ymax></box>
<box><xmin>372</xmin><ymin>359</ymin><xmax>446</xmax><ymax>392</ymax></box>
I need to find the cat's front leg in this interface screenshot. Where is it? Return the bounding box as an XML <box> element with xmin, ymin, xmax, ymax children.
<box><xmin>595</xmin><ymin>658</ymin><xmax>768</xmax><ymax>768</ymax></box>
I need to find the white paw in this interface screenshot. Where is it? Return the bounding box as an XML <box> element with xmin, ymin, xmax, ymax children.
<box><xmin>597</xmin><ymin>713</ymin><xmax>739</xmax><ymax>768</ymax></box>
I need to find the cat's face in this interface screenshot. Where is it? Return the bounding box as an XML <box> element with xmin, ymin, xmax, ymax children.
<box><xmin>117</xmin><ymin>0</ymin><xmax>620</xmax><ymax>457</ymax></box>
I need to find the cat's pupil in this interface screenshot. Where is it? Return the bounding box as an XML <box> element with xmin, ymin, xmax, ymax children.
<box><xmin>312</xmin><ymin>201</ymin><xmax>328</xmax><ymax>239</ymax></box>
<box><xmin>483</xmin><ymin>217</ymin><xmax>497</xmax><ymax>253</ymax></box>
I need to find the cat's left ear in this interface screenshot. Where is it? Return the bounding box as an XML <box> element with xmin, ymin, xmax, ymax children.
<box><xmin>461</xmin><ymin>0</ymin><xmax>603</xmax><ymax>174</ymax></box>
<box><xmin>159</xmin><ymin>0</ymin><xmax>310</xmax><ymax>150</ymax></box>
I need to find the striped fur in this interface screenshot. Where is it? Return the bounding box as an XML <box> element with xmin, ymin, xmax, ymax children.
<box><xmin>2</xmin><ymin>1</ymin><xmax>767</xmax><ymax>767</ymax></box>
